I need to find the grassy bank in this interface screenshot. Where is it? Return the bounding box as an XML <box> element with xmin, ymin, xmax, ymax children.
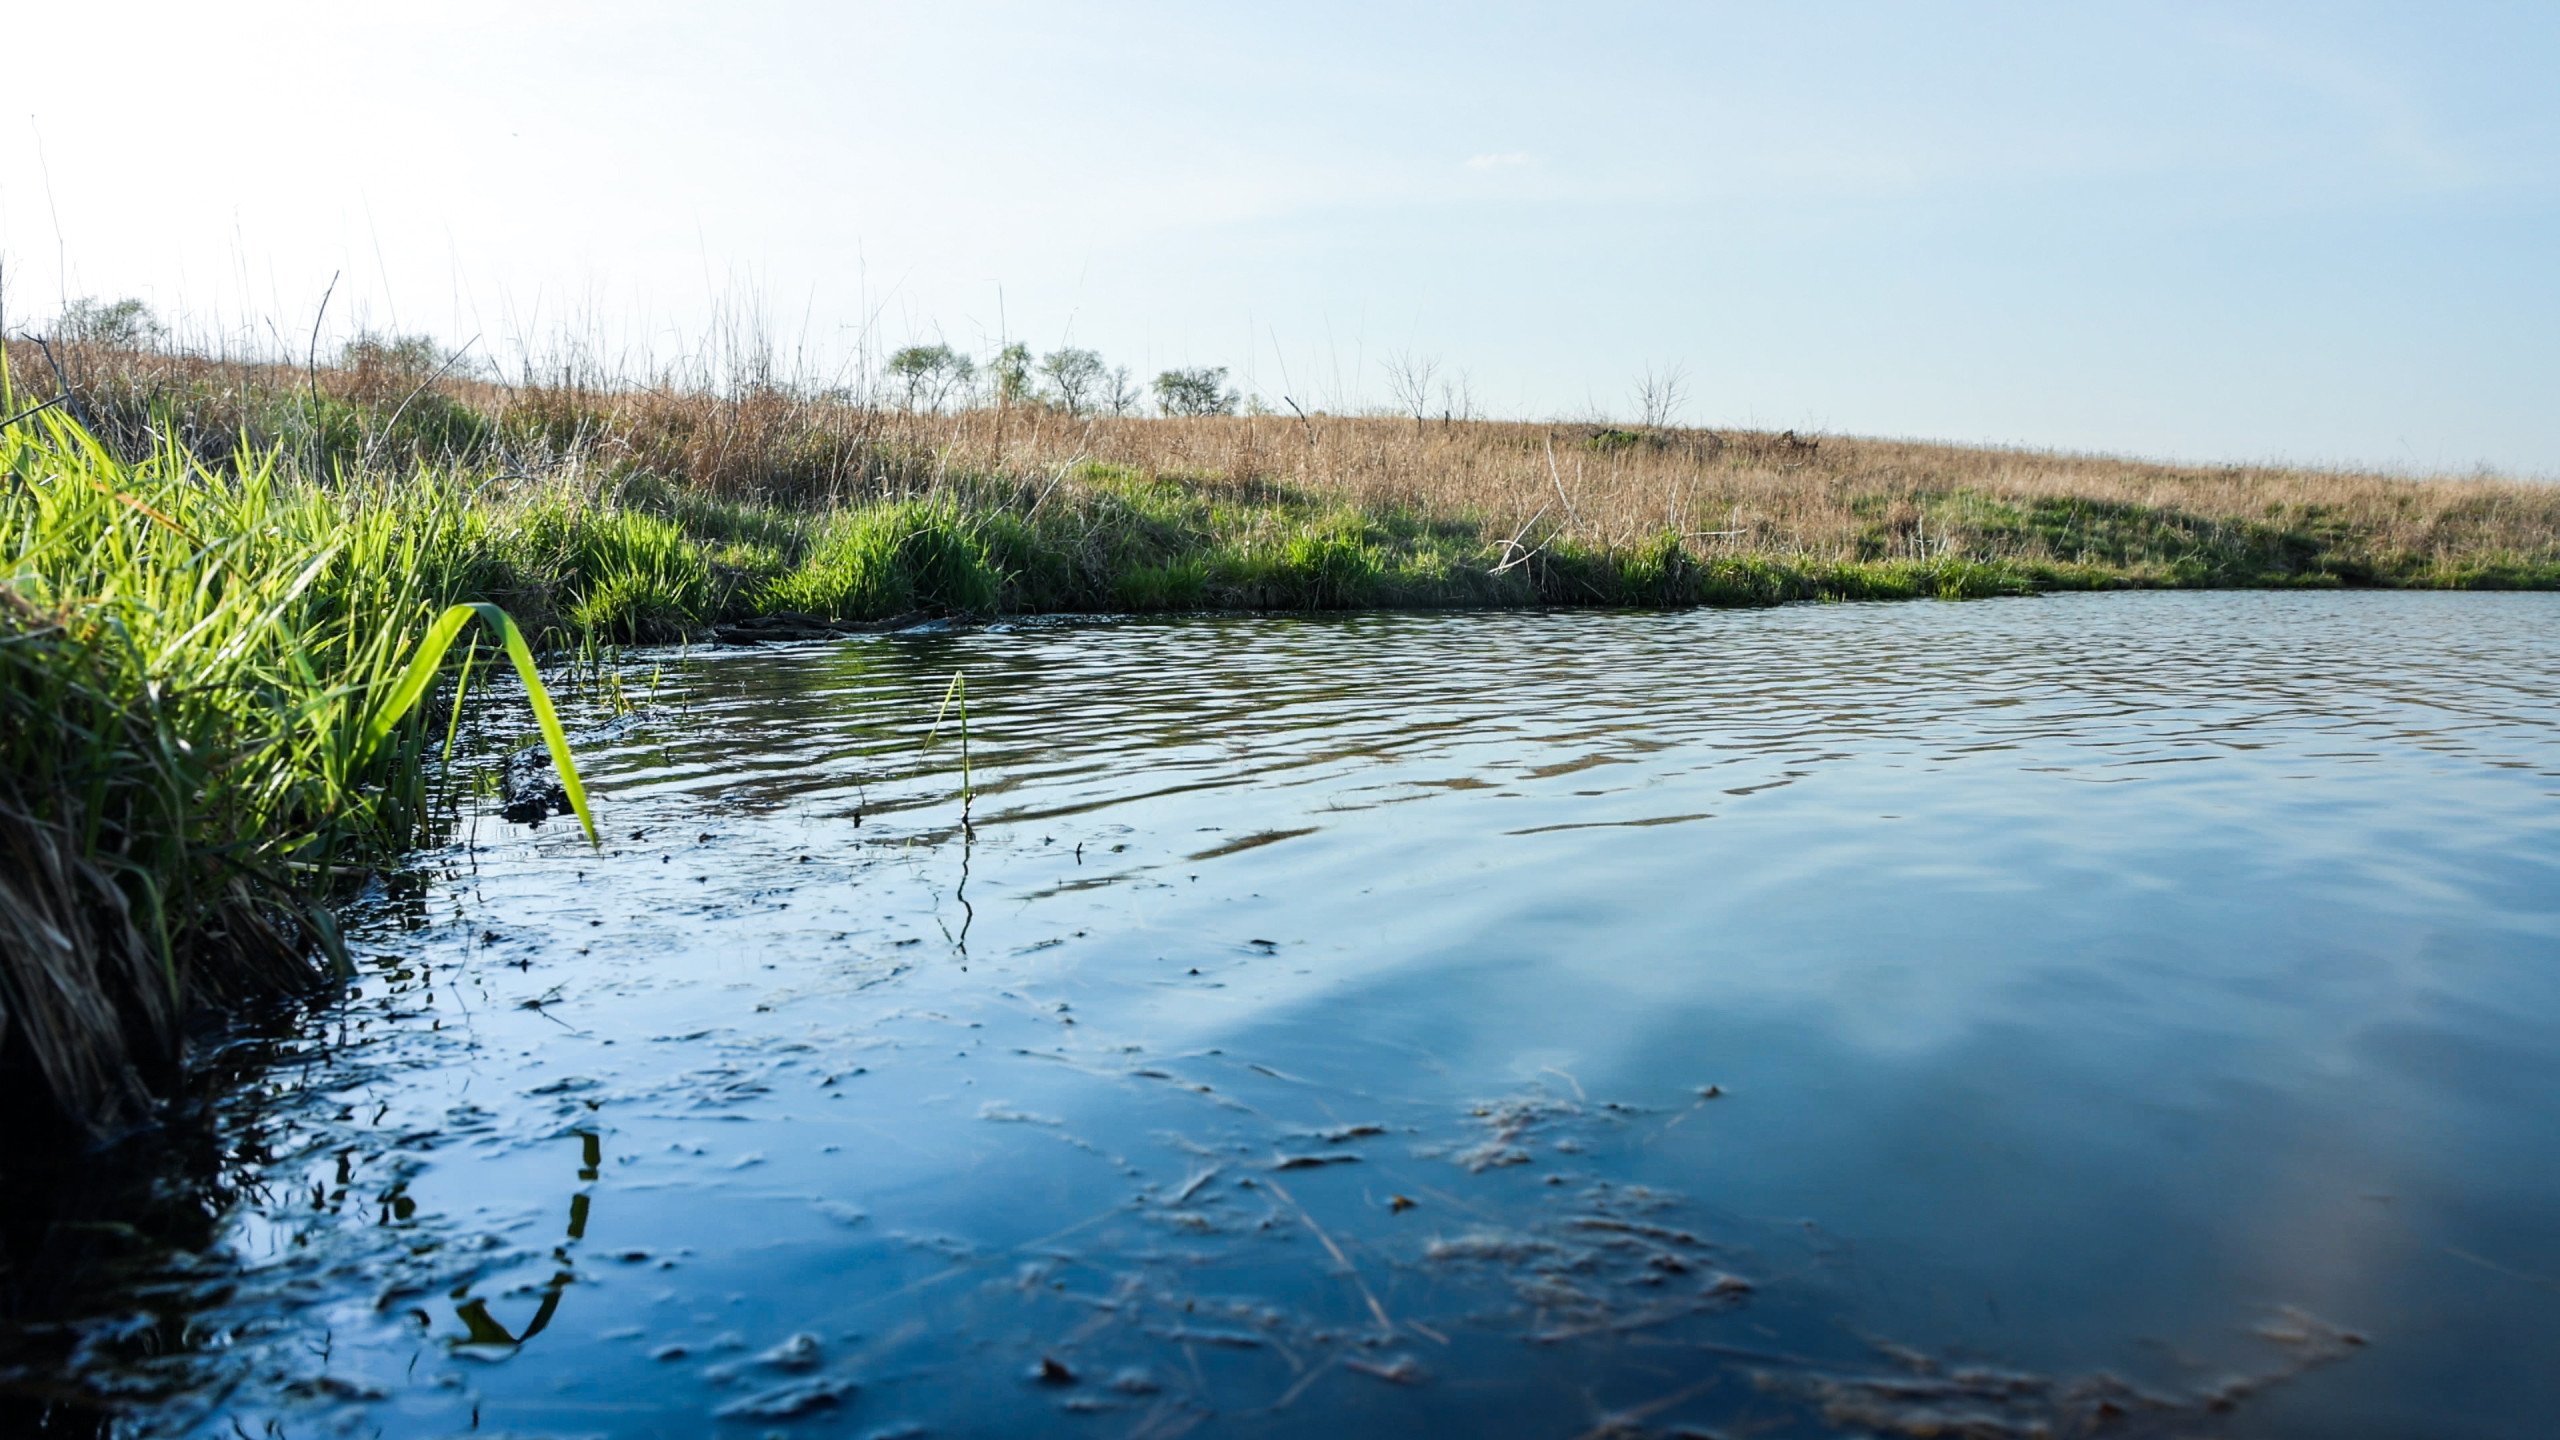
<box><xmin>22</xmin><ymin>337</ymin><xmax>2560</xmax><ymax>628</ymax></box>
<box><xmin>4</xmin><ymin>338</ymin><xmax>2556</xmax><ymax>1141</ymax></box>
<box><xmin>0</xmin><ymin>392</ymin><xmax>593</xmax><ymax>1143</ymax></box>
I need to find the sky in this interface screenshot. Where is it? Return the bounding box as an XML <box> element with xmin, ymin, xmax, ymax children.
<box><xmin>5</xmin><ymin>1</ymin><xmax>2556</xmax><ymax>473</ymax></box>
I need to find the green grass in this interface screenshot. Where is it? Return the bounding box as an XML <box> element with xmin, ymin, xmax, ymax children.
<box><xmin>1</xmin><ymin>387</ymin><xmax>591</xmax><ymax>1142</ymax></box>
<box><xmin>763</xmin><ymin>502</ymin><xmax>1002</xmax><ymax>618</ymax></box>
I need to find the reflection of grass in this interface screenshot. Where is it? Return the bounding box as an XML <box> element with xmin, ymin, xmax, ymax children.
<box><xmin>2</xmin><ymin>392</ymin><xmax>590</xmax><ymax>1141</ymax></box>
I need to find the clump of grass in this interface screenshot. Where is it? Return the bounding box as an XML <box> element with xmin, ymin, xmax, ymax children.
<box><xmin>0</xmin><ymin>385</ymin><xmax>590</xmax><ymax>1142</ymax></box>
<box><xmin>506</xmin><ymin>502</ymin><xmax>713</xmax><ymax>640</ymax></box>
<box><xmin>762</xmin><ymin>502</ymin><xmax>1000</xmax><ymax>618</ymax></box>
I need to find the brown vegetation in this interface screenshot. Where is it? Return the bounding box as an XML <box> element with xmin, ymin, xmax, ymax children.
<box><xmin>18</xmin><ymin>336</ymin><xmax>2553</xmax><ymax>590</ymax></box>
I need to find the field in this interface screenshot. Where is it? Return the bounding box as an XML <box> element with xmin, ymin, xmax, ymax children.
<box><xmin>25</xmin><ymin>337</ymin><xmax>2560</xmax><ymax>636</ymax></box>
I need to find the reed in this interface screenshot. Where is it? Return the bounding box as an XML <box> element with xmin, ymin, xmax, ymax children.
<box><xmin>923</xmin><ymin>671</ymin><xmax>973</xmax><ymax>828</ymax></box>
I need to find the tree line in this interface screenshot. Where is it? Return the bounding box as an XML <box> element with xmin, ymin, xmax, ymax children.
<box><xmin>886</xmin><ymin>342</ymin><xmax>1243</xmax><ymax>418</ymax></box>
<box><xmin>27</xmin><ymin>296</ymin><xmax>1699</xmax><ymax>427</ymax></box>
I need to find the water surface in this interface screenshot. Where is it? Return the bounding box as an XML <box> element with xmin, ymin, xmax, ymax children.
<box><xmin>14</xmin><ymin>592</ymin><xmax>2560</xmax><ymax>1438</ymax></box>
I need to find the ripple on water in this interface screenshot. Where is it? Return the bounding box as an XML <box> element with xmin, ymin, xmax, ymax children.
<box><xmin>8</xmin><ymin>592</ymin><xmax>2560</xmax><ymax>1438</ymax></box>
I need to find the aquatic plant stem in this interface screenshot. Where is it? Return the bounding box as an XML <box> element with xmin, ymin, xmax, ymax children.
<box><xmin>925</xmin><ymin>670</ymin><xmax>972</xmax><ymax>828</ymax></box>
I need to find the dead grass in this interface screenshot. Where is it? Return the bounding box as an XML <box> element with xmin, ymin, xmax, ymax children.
<box><xmin>13</xmin><ymin>338</ymin><xmax>2557</xmax><ymax>589</ymax></box>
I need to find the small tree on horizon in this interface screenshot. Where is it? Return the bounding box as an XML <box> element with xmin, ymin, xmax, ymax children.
<box><xmin>887</xmin><ymin>343</ymin><xmax>975</xmax><ymax>411</ymax></box>
<box><xmin>1103</xmin><ymin>365</ymin><xmax>1144</xmax><ymax>416</ymax></box>
<box><xmin>1153</xmin><ymin>365</ymin><xmax>1239</xmax><ymax>417</ymax></box>
<box><xmin>1633</xmin><ymin>361</ymin><xmax>1690</xmax><ymax>429</ymax></box>
<box><xmin>55</xmin><ymin>296</ymin><xmax>164</xmax><ymax>349</ymax></box>
<box><xmin>988</xmin><ymin>343</ymin><xmax>1034</xmax><ymax>407</ymax></box>
<box><xmin>1382</xmin><ymin>350</ymin><xmax>1439</xmax><ymax>431</ymax></box>
<box><xmin>342</xmin><ymin>332</ymin><xmax>448</xmax><ymax>376</ymax></box>
<box><xmin>1037</xmin><ymin>346</ymin><xmax>1108</xmax><ymax>416</ymax></box>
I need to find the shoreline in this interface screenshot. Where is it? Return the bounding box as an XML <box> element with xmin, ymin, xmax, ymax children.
<box><xmin>4</xmin><ymin>346</ymin><xmax>2556</xmax><ymax>1143</ymax></box>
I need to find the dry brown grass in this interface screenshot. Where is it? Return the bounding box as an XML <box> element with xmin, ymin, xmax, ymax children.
<box><xmin>922</xmin><ymin>411</ymin><xmax>2560</xmax><ymax>570</ymax></box>
<box><xmin>14</xmin><ymin>338</ymin><xmax>2556</xmax><ymax>584</ymax></box>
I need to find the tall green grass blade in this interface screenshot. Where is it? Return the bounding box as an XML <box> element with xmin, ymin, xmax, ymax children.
<box><xmin>368</xmin><ymin>603</ymin><xmax>598</xmax><ymax>844</ymax></box>
<box><xmin>442</xmin><ymin>638</ymin><xmax>480</xmax><ymax>773</ymax></box>
<box><xmin>305</xmin><ymin>903</ymin><xmax>353</xmax><ymax>980</ymax></box>
<box><xmin>923</xmin><ymin>670</ymin><xmax>972</xmax><ymax>819</ymax></box>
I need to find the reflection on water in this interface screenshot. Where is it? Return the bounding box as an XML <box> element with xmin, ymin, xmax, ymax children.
<box><xmin>7</xmin><ymin>592</ymin><xmax>2560</xmax><ymax>1438</ymax></box>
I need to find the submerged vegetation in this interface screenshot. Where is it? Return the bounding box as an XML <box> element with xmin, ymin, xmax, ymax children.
<box><xmin>1</xmin><ymin>319</ymin><xmax>2555</xmax><ymax>1141</ymax></box>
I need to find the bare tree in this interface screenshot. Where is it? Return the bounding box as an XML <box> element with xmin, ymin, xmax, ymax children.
<box><xmin>1103</xmin><ymin>365</ymin><xmax>1144</xmax><ymax>417</ymax></box>
<box><xmin>1382</xmin><ymin>350</ymin><xmax>1440</xmax><ymax>427</ymax></box>
<box><xmin>1633</xmin><ymin>361</ymin><xmax>1690</xmax><ymax>430</ymax></box>
<box><xmin>1438</xmin><ymin>369</ymin><xmax>1477</xmax><ymax>424</ymax></box>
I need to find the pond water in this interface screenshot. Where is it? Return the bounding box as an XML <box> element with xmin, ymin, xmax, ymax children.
<box><xmin>9</xmin><ymin>592</ymin><xmax>2560</xmax><ymax>1439</ymax></box>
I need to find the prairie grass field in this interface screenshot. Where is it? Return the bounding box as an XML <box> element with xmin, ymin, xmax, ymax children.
<box><xmin>21</xmin><ymin>336</ymin><xmax>2560</xmax><ymax>639</ymax></box>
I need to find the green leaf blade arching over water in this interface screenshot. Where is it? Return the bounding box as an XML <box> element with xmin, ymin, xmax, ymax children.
<box><xmin>368</xmin><ymin>602</ymin><xmax>598</xmax><ymax>846</ymax></box>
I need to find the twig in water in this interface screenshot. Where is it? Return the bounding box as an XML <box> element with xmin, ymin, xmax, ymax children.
<box><xmin>1170</xmin><ymin>1165</ymin><xmax>1222</xmax><ymax>1206</ymax></box>
<box><xmin>1264</xmin><ymin>1176</ymin><xmax>1396</xmax><ymax>1338</ymax></box>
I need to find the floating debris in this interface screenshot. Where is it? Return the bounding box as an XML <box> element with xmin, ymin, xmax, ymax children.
<box><xmin>1345</xmin><ymin>1354</ymin><xmax>1424</xmax><ymax>1385</ymax></box>
<box><xmin>757</xmin><ymin>1332</ymin><xmax>824</xmax><ymax>1372</ymax></box>
<box><xmin>1272</xmin><ymin>1152</ymin><xmax>1363</xmax><ymax>1171</ymax></box>
<box><xmin>715</xmin><ymin>1376</ymin><xmax>855</xmax><ymax>1419</ymax></box>
<box><xmin>1445</xmin><ymin>1092</ymin><xmax>1592</xmax><ymax>1172</ymax></box>
<box><xmin>1146</xmin><ymin>1325</ymin><xmax>1266</xmax><ymax>1349</ymax></box>
<box><xmin>979</xmin><ymin>1103</ymin><xmax>1063</xmax><ymax>1125</ymax></box>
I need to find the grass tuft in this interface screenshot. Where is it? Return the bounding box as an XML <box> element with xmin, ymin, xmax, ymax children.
<box><xmin>0</xmin><ymin>376</ymin><xmax>590</xmax><ymax>1141</ymax></box>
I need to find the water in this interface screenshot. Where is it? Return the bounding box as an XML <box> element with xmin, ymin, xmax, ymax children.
<box><xmin>10</xmin><ymin>591</ymin><xmax>2560</xmax><ymax>1438</ymax></box>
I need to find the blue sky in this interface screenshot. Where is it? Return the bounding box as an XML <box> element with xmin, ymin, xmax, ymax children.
<box><xmin>5</xmin><ymin>1</ymin><xmax>2555</xmax><ymax>472</ymax></box>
